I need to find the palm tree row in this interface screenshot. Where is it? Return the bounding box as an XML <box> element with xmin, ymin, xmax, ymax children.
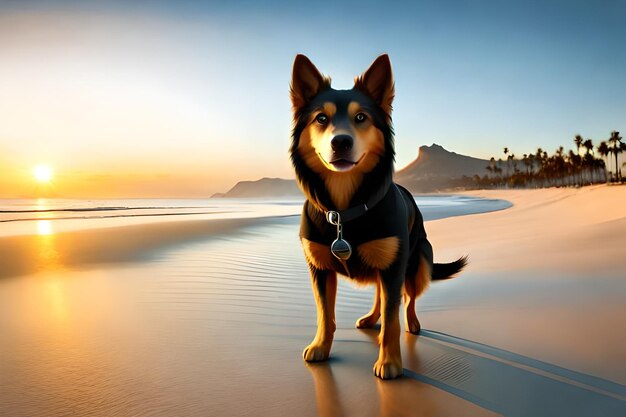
<box><xmin>479</xmin><ymin>131</ymin><xmax>625</xmax><ymax>188</ymax></box>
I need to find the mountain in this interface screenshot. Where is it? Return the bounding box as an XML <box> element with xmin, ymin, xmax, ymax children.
<box><xmin>213</xmin><ymin>144</ymin><xmax>489</xmax><ymax>197</ymax></box>
<box><xmin>212</xmin><ymin>177</ymin><xmax>302</xmax><ymax>198</ymax></box>
<box><xmin>395</xmin><ymin>144</ymin><xmax>489</xmax><ymax>193</ymax></box>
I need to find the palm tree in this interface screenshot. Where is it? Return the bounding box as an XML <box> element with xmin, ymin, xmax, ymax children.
<box><xmin>528</xmin><ymin>153</ymin><xmax>536</xmax><ymax>175</ymax></box>
<box><xmin>503</xmin><ymin>147</ymin><xmax>510</xmax><ymax>176</ymax></box>
<box><xmin>583</xmin><ymin>139</ymin><xmax>594</xmax><ymax>183</ymax></box>
<box><xmin>607</xmin><ymin>131</ymin><xmax>623</xmax><ymax>181</ymax></box>
<box><xmin>494</xmin><ymin>165</ymin><xmax>503</xmax><ymax>179</ymax></box>
<box><xmin>522</xmin><ymin>154</ymin><xmax>531</xmax><ymax>177</ymax></box>
<box><xmin>567</xmin><ymin>150</ymin><xmax>578</xmax><ymax>186</ymax></box>
<box><xmin>486</xmin><ymin>157</ymin><xmax>497</xmax><ymax>183</ymax></box>
<box><xmin>584</xmin><ymin>153</ymin><xmax>596</xmax><ymax>183</ymax></box>
<box><xmin>552</xmin><ymin>146</ymin><xmax>565</xmax><ymax>184</ymax></box>
<box><xmin>511</xmin><ymin>154</ymin><xmax>518</xmax><ymax>173</ymax></box>
<box><xmin>573</xmin><ymin>136</ymin><xmax>584</xmax><ymax>185</ymax></box>
<box><xmin>574</xmin><ymin>134</ymin><xmax>583</xmax><ymax>156</ymax></box>
<box><xmin>598</xmin><ymin>141</ymin><xmax>609</xmax><ymax>182</ymax></box>
<box><xmin>535</xmin><ymin>148</ymin><xmax>545</xmax><ymax>186</ymax></box>
<box><xmin>621</xmin><ymin>142</ymin><xmax>626</xmax><ymax>181</ymax></box>
<box><xmin>594</xmin><ymin>158</ymin><xmax>606</xmax><ymax>183</ymax></box>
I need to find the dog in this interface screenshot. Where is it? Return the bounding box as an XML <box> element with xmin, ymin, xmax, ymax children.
<box><xmin>290</xmin><ymin>54</ymin><xmax>467</xmax><ymax>379</ymax></box>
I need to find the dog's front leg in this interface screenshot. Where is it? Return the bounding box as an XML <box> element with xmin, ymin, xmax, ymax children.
<box><xmin>373</xmin><ymin>271</ymin><xmax>403</xmax><ymax>379</ymax></box>
<box><xmin>303</xmin><ymin>268</ymin><xmax>337</xmax><ymax>362</ymax></box>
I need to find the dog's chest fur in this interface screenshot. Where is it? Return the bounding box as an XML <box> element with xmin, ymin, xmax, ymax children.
<box><xmin>302</xmin><ymin>236</ymin><xmax>400</xmax><ymax>280</ymax></box>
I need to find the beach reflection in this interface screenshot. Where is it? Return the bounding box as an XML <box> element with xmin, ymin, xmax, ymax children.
<box><xmin>37</xmin><ymin>219</ymin><xmax>53</xmax><ymax>235</ymax></box>
<box><xmin>34</xmin><ymin>199</ymin><xmax>62</xmax><ymax>271</ymax></box>
<box><xmin>306</xmin><ymin>363</ymin><xmax>344</xmax><ymax>417</ymax></box>
<box><xmin>36</xmin><ymin>219</ymin><xmax>62</xmax><ymax>271</ymax></box>
<box><xmin>33</xmin><ymin>213</ymin><xmax>68</xmax><ymax>326</ymax></box>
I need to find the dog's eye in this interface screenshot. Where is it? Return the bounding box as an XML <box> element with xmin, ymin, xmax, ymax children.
<box><xmin>355</xmin><ymin>112</ymin><xmax>367</xmax><ymax>123</ymax></box>
<box><xmin>315</xmin><ymin>114</ymin><xmax>328</xmax><ymax>125</ymax></box>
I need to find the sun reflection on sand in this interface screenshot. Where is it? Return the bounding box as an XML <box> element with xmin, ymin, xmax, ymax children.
<box><xmin>36</xmin><ymin>220</ymin><xmax>63</xmax><ymax>272</ymax></box>
<box><xmin>32</xmin><ymin>212</ymin><xmax>69</xmax><ymax>325</ymax></box>
<box><xmin>32</xmin><ymin>198</ymin><xmax>63</xmax><ymax>271</ymax></box>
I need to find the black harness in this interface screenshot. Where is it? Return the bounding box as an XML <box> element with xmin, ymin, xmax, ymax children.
<box><xmin>324</xmin><ymin>185</ymin><xmax>397</xmax><ymax>260</ymax></box>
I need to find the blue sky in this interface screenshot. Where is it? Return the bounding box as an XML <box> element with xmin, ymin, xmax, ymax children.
<box><xmin>1</xmin><ymin>0</ymin><xmax>625</xmax><ymax>196</ymax></box>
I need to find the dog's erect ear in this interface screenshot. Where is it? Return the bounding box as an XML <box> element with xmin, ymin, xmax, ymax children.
<box><xmin>354</xmin><ymin>54</ymin><xmax>395</xmax><ymax>118</ymax></box>
<box><xmin>291</xmin><ymin>54</ymin><xmax>330</xmax><ymax>111</ymax></box>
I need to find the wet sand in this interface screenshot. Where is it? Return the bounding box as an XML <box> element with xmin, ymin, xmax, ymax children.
<box><xmin>1</xmin><ymin>186</ymin><xmax>625</xmax><ymax>416</ymax></box>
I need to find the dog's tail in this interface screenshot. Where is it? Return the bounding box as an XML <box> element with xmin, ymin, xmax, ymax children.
<box><xmin>431</xmin><ymin>256</ymin><xmax>468</xmax><ymax>281</ymax></box>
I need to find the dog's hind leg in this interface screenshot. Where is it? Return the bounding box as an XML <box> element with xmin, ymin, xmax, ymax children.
<box><xmin>404</xmin><ymin>254</ymin><xmax>431</xmax><ymax>334</ymax></box>
<box><xmin>356</xmin><ymin>280</ymin><xmax>381</xmax><ymax>329</ymax></box>
<box><xmin>373</xmin><ymin>271</ymin><xmax>403</xmax><ymax>379</ymax></box>
<box><xmin>303</xmin><ymin>269</ymin><xmax>337</xmax><ymax>362</ymax></box>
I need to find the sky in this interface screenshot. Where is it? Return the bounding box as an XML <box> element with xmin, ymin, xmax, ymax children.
<box><xmin>1</xmin><ymin>0</ymin><xmax>625</xmax><ymax>197</ymax></box>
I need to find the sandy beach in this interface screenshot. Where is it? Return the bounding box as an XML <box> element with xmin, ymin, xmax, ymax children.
<box><xmin>1</xmin><ymin>186</ymin><xmax>625</xmax><ymax>416</ymax></box>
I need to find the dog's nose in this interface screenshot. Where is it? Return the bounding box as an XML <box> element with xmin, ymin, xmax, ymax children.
<box><xmin>331</xmin><ymin>135</ymin><xmax>353</xmax><ymax>152</ymax></box>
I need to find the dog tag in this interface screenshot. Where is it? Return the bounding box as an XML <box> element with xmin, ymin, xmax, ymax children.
<box><xmin>327</xmin><ymin>212</ymin><xmax>352</xmax><ymax>260</ymax></box>
<box><xmin>331</xmin><ymin>237</ymin><xmax>352</xmax><ymax>260</ymax></box>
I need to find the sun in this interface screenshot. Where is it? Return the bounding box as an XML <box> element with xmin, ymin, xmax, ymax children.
<box><xmin>34</xmin><ymin>164</ymin><xmax>53</xmax><ymax>183</ymax></box>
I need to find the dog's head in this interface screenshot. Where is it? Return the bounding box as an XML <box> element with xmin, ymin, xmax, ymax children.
<box><xmin>290</xmin><ymin>55</ymin><xmax>395</xmax><ymax>209</ymax></box>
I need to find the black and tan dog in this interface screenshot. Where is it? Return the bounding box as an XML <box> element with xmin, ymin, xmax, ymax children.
<box><xmin>290</xmin><ymin>54</ymin><xmax>467</xmax><ymax>379</ymax></box>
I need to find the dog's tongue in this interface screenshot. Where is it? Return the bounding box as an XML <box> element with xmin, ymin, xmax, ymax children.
<box><xmin>331</xmin><ymin>159</ymin><xmax>355</xmax><ymax>170</ymax></box>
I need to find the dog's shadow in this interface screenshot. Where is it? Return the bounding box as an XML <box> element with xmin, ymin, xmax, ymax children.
<box><xmin>305</xmin><ymin>327</ymin><xmax>427</xmax><ymax>417</ymax></box>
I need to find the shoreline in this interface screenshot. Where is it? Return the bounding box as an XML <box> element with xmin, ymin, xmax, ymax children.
<box><xmin>0</xmin><ymin>195</ymin><xmax>509</xmax><ymax>280</ymax></box>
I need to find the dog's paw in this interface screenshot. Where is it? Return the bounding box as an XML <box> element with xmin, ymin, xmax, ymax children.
<box><xmin>356</xmin><ymin>312</ymin><xmax>380</xmax><ymax>329</ymax></box>
<box><xmin>373</xmin><ymin>357</ymin><xmax>403</xmax><ymax>379</ymax></box>
<box><xmin>405</xmin><ymin>314</ymin><xmax>421</xmax><ymax>335</ymax></box>
<box><xmin>303</xmin><ymin>342</ymin><xmax>331</xmax><ymax>362</ymax></box>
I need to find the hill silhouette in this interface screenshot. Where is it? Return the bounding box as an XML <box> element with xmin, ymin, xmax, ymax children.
<box><xmin>212</xmin><ymin>177</ymin><xmax>302</xmax><ymax>198</ymax></box>
<box><xmin>213</xmin><ymin>144</ymin><xmax>489</xmax><ymax>197</ymax></box>
<box><xmin>395</xmin><ymin>143</ymin><xmax>489</xmax><ymax>192</ymax></box>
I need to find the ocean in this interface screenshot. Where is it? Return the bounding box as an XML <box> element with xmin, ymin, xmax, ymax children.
<box><xmin>0</xmin><ymin>196</ymin><xmax>511</xmax><ymax>237</ymax></box>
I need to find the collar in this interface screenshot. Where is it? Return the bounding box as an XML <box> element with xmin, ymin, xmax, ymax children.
<box><xmin>325</xmin><ymin>184</ymin><xmax>395</xmax><ymax>225</ymax></box>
